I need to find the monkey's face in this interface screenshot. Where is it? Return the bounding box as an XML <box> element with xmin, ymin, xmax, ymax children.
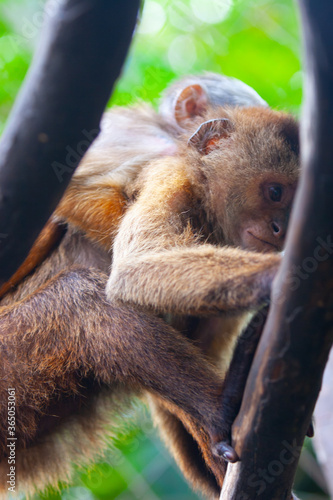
<box><xmin>234</xmin><ymin>175</ymin><xmax>297</xmax><ymax>253</ymax></box>
<box><xmin>186</xmin><ymin>106</ymin><xmax>299</xmax><ymax>254</ymax></box>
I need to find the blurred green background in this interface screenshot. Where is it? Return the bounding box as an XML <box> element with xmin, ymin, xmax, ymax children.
<box><xmin>0</xmin><ymin>0</ymin><xmax>303</xmax><ymax>133</ymax></box>
<box><xmin>0</xmin><ymin>0</ymin><xmax>330</xmax><ymax>499</ymax></box>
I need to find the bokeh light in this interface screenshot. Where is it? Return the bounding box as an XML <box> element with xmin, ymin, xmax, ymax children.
<box><xmin>190</xmin><ymin>0</ymin><xmax>233</xmax><ymax>25</ymax></box>
<box><xmin>138</xmin><ymin>1</ymin><xmax>166</xmax><ymax>35</ymax></box>
<box><xmin>168</xmin><ymin>34</ymin><xmax>197</xmax><ymax>72</ymax></box>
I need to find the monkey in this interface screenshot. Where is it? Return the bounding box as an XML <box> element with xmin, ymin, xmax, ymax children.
<box><xmin>0</xmin><ymin>73</ymin><xmax>298</xmax><ymax>499</ymax></box>
<box><xmin>105</xmin><ymin>104</ymin><xmax>299</xmax><ymax>488</ymax></box>
<box><xmin>0</xmin><ymin>72</ymin><xmax>267</xmax><ymax>299</ymax></box>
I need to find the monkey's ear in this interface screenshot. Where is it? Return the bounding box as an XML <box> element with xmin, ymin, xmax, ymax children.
<box><xmin>188</xmin><ymin>118</ymin><xmax>232</xmax><ymax>155</ymax></box>
<box><xmin>175</xmin><ymin>84</ymin><xmax>208</xmax><ymax>127</ymax></box>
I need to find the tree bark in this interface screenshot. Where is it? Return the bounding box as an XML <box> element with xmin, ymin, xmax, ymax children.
<box><xmin>220</xmin><ymin>0</ymin><xmax>333</xmax><ymax>498</ymax></box>
<box><xmin>0</xmin><ymin>0</ymin><xmax>140</xmax><ymax>284</ymax></box>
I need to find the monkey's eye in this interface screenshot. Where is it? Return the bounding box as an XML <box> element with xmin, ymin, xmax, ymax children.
<box><xmin>268</xmin><ymin>185</ymin><xmax>283</xmax><ymax>202</ymax></box>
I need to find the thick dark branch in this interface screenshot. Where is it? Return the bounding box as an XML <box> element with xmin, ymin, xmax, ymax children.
<box><xmin>0</xmin><ymin>0</ymin><xmax>140</xmax><ymax>284</ymax></box>
<box><xmin>220</xmin><ymin>1</ymin><xmax>333</xmax><ymax>498</ymax></box>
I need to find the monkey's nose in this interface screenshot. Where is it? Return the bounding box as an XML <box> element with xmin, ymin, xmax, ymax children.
<box><xmin>271</xmin><ymin>221</ymin><xmax>285</xmax><ymax>239</ymax></box>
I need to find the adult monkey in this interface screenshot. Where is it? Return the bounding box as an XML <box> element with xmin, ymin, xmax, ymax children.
<box><xmin>0</xmin><ymin>74</ymin><xmax>299</xmax><ymax>499</ymax></box>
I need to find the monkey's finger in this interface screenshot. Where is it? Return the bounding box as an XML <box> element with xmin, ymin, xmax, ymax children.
<box><xmin>212</xmin><ymin>442</ymin><xmax>239</xmax><ymax>463</ymax></box>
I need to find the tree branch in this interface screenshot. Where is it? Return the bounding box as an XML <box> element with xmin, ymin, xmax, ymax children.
<box><xmin>220</xmin><ymin>0</ymin><xmax>333</xmax><ymax>498</ymax></box>
<box><xmin>0</xmin><ymin>0</ymin><xmax>140</xmax><ymax>284</ymax></box>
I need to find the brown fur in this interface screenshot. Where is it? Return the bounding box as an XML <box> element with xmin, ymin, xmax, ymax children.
<box><xmin>0</xmin><ymin>256</ymin><xmax>228</xmax><ymax>499</ymax></box>
<box><xmin>0</xmin><ymin>104</ymin><xmax>179</xmax><ymax>297</ymax></box>
<box><xmin>0</xmin><ymin>76</ymin><xmax>299</xmax><ymax>499</ymax></box>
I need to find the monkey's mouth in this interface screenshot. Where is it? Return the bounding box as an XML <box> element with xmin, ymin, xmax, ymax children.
<box><xmin>247</xmin><ymin>231</ymin><xmax>279</xmax><ymax>251</ymax></box>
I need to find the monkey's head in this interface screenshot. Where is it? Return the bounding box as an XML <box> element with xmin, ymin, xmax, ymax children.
<box><xmin>186</xmin><ymin>106</ymin><xmax>299</xmax><ymax>253</ymax></box>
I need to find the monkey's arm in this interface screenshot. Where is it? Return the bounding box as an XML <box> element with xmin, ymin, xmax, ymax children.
<box><xmin>109</xmin><ymin>245</ymin><xmax>278</xmax><ymax>315</ymax></box>
<box><xmin>107</xmin><ymin>162</ymin><xmax>280</xmax><ymax>315</ymax></box>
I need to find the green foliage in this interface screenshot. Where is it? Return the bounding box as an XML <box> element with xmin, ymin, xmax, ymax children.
<box><xmin>112</xmin><ymin>0</ymin><xmax>302</xmax><ymax>113</ymax></box>
<box><xmin>1</xmin><ymin>1</ymin><xmax>327</xmax><ymax>499</ymax></box>
<box><xmin>0</xmin><ymin>0</ymin><xmax>303</xmax><ymax>135</ymax></box>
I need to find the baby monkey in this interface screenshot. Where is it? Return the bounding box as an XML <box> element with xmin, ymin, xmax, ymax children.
<box><xmin>0</xmin><ymin>74</ymin><xmax>298</xmax><ymax>499</ymax></box>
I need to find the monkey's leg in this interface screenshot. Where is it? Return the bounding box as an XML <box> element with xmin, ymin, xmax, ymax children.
<box><xmin>154</xmin><ymin>309</ymin><xmax>269</xmax><ymax>473</ymax></box>
<box><xmin>0</xmin><ymin>268</ymin><xmax>230</xmax><ymax>475</ymax></box>
<box><xmin>212</xmin><ymin>306</ymin><xmax>269</xmax><ymax>462</ymax></box>
<box><xmin>148</xmin><ymin>395</ymin><xmax>226</xmax><ymax>499</ymax></box>
<box><xmin>146</xmin><ymin>308</ymin><xmax>271</xmax><ymax>496</ymax></box>
<box><xmin>210</xmin><ymin>305</ymin><xmax>314</xmax><ymax>463</ymax></box>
